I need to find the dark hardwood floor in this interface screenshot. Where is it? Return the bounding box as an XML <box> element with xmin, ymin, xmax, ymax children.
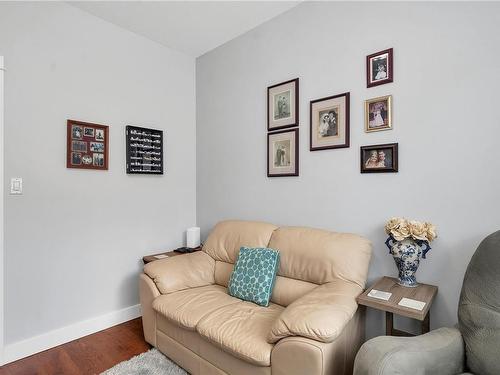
<box><xmin>0</xmin><ymin>318</ymin><xmax>150</xmax><ymax>375</ymax></box>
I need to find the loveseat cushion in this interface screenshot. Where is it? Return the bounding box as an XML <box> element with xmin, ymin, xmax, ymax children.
<box><xmin>144</xmin><ymin>251</ymin><xmax>215</xmax><ymax>294</ymax></box>
<box><xmin>268</xmin><ymin>226</ymin><xmax>372</xmax><ymax>288</ymax></box>
<box><xmin>268</xmin><ymin>279</ymin><xmax>362</xmax><ymax>343</ymax></box>
<box><xmin>152</xmin><ymin>285</ymin><xmax>240</xmax><ymax>330</ymax></box>
<box><xmin>203</xmin><ymin>220</ymin><xmax>278</xmax><ymax>263</ymax></box>
<box><xmin>228</xmin><ymin>247</ymin><xmax>280</xmax><ymax>307</ymax></box>
<box><xmin>196</xmin><ymin>301</ymin><xmax>284</xmax><ymax>366</ymax></box>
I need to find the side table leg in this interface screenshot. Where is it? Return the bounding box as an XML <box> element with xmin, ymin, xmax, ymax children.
<box><xmin>422</xmin><ymin>312</ymin><xmax>430</xmax><ymax>334</ymax></box>
<box><xmin>385</xmin><ymin>312</ymin><xmax>393</xmax><ymax>335</ymax></box>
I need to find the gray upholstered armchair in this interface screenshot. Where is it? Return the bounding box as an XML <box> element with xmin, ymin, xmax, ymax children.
<box><xmin>354</xmin><ymin>230</ymin><xmax>500</xmax><ymax>375</ymax></box>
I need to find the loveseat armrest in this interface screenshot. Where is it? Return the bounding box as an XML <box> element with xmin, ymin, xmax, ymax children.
<box><xmin>143</xmin><ymin>251</ymin><xmax>215</xmax><ymax>294</ymax></box>
<box><xmin>353</xmin><ymin>327</ymin><xmax>465</xmax><ymax>375</ymax></box>
<box><xmin>268</xmin><ymin>279</ymin><xmax>362</xmax><ymax>343</ymax></box>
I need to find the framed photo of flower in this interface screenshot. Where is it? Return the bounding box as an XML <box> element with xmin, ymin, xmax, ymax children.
<box><xmin>360</xmin><ymin>143</ymin><xmax>398</xmax><ymax>173</ymax></box>
<box><xmin>310</xmin><ymin>92</ymin><xmax>350</xmax><ymax>151</ymax></box>
<box><xmin>267</xmin><ymin>128</ymin><xmax>298</xmax><ymax>177</ymax></box>
<box><xmin>365</xmin><ymin>95</ymin><xmax>392</xmax><ymax>132</ymax></box>
<box><xmin>366</xmin><ymin>48</ymin><xmax>393</xmax><ymax>88</ymax></box>
<box><xmin>267</xmin><ymin>78</ymin><xmax>299</xmax><ymax>131</ymax></box>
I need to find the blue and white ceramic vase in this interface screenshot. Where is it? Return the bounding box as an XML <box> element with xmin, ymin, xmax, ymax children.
<box><xmin>385</xmin><ymin>236</ymin><xmax>431</xmax><ymax>287</ymax></box>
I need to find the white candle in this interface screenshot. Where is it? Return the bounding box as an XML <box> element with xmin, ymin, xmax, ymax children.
<box><xmin>187</xmin><ymin>227</ymin><xmax>201</xmax><ymax>248</ymax></box>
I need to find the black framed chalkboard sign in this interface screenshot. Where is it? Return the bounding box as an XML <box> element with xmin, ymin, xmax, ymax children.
<box><xmin>126</xmin><ymin>125</ymin><xmax>164</xmax><ymax>174</ymax></box>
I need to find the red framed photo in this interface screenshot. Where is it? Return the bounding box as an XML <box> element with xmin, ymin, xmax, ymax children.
<box><xmin>67</xmin><ymin>119</ymin><xmax>109</xmax><ymax>170</ymax></box>
<box><xmin>366</xmin><ymin>48</ymin><xmax>393</xmax><ymax>88</ymax></box>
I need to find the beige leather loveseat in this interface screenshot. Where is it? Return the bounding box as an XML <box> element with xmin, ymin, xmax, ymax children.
<box><xmin>140</xmin><ymin>220</ymin><xmax>372</xmax><ymax>375</ymax></box>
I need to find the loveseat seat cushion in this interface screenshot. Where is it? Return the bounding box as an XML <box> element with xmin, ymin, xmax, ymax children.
<box><xmin>203</xmin><ymin>220</ymin><xmax>278</xmax><ymax>263</ymax></box>
<box><xmin>152</xmin><ymin>285</ymin><xmax>240</xmax><ymax>330</ymax></box>
<box><xmin>196</xmin><ymin>301</ymin><xmax>284</xmax><ymax>366</ymax></box>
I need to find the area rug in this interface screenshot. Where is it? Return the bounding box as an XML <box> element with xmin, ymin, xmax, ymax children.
<box><xmin>101</xmin><ymin>348</ymin><xmax>188</xmax><ymax>375</ymax></box>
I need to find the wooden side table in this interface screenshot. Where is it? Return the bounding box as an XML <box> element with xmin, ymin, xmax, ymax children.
<box><xmin>142</xmin><ymin>246</ymin><xmax>202</xmax><ymax>264</ymax></box>
<box><xmin>356</xmin><ymin>276</ymin><xmax>438</xmax><ymax>336</ymax></box>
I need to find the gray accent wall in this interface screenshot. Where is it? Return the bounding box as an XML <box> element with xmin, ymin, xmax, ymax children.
<box><xmin>196</xmin><ymin>2</ymin><xmax>500</xmax><ymax>337</ymax></box>
<box><xmin>1</xmin><ymin>2</ymin><xmax>196</xmax><ymax>344</ymax></box>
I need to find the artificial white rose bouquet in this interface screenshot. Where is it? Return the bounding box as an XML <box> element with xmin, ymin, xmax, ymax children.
<box><xmin>385</xmin><ymin>217</ymin><xmax>437</xmax><ymax>243</ymax></box>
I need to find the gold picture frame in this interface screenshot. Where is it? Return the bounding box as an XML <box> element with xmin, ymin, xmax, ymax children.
<box><xmin>365</xmin><ymin>95</ymin><xmax>392</xmax><ymax>132</ymax></box>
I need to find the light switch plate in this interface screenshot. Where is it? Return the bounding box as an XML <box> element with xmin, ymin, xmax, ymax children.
<box><xmin>10</xmin><ymin>177</ymin><xmax>22</xmax><ymax>195</ymax></box>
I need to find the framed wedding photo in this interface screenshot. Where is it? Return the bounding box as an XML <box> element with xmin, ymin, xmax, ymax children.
<box><xmin>360</xmin><ymin>143</ymin><xmax>398</xmax><ymax>173</ymax></box>
<box><xmin>267</xmin><ymin>78</ymin><xmax>299</xmax><ymax>131</ymax></box>
<box><xmin>267</xmin><ymin>128</ymin><xmax>298</xmax><ymax>177</ymax></box>
<box><xmin>365</xmin><ymin>95</ymin><xmax>392</xmax><ymax>132</ymax></box>
<box><xmin>310</xmin><ymin>92</ymin><xmax>350</xmax><ymax>151</ymax></box>
<box><xmin>366</xmin><ymin>48</ymin><xmax>393</xmax><ymax>88</ymax></box>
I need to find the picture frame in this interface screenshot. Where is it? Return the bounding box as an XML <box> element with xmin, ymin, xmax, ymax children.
<box><xmin>360</xmin><ymin>143</ymin><xmax>398</xmax><ymax>173</ymax></box>
<box><xmin>67</xmin><ymin>119</ymin><xmax>109</xmax><ymax>170</ymax></box>
<box><xmin>366</xmin><ymin>48</ymin><xmax>393</xmax><ymax>88</ymax></box>
<box><xmin>267</xmin><ymin>128</ymin><xmax>298</xmax><ymax>177</ymax></box>
<box><xmin>267</xmin><ymin>78</ymin><xmax>299</xmax><ymax>131</ymax></box>
<box><xmin>310</xmin><ymin>92</ymin><xmax>350</xmax><ymax>151</ymax></box>
<box><xmin>365</xmin><ymin>95</ymin><xmax>392</xmax><ymax>132</ymax></box>
<box><xmin>126</xmin><ymin>125</ymin><xmax>164</xmax><ymax>175</ymax></box>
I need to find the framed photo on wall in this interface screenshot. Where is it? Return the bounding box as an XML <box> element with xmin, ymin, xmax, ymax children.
<box><xmin>126</xmin><ymin>125</ymin><xmax>164</xmax><ymax>174</ymax></box>
<box><xmin>310</xmin><ymin>92</ymin><xmax>350</xmax><ymax>151</ymax></box>
<box><xmin>267</xmin><ymin>78</ymin><xmax>299</xmax><ymax>131</ymax></box>
<box><xmin>267</xmin><ymin>128</ymin><xmax>298</xmax><ymax>177</ymax></box>
<box><xmin>366</xmin><ymin>48</ymin><xmax>393</xmax><ymax>88</ymax></box>
<box><xmin>365</xmin><ymin>95</ymin><xmax>392</xmax><ymax>132</ymax></box>
<box><xmin>67</xmin><ymin>119</ymin><xmax>109</xmax><ymax>170</ymax></box>
<box><xmin>360</xmin><ymin>143</ymin><xmax>398</xmax><ymax>173</ymax></box>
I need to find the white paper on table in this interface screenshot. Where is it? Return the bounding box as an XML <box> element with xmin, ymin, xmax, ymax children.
<box><xmin>154</xmin><ymin>254</ymin><xmax>169</xmax><ymax>259</ymax></box>
<box><xmin>398</xmin><ymin>297</ymin><xmax>426</xmax><ymax>311</ymax></box>
<box><xmin>367</xmin><ymin>289</ymin><xmax>392</xmax><ymax>301</ymax></box>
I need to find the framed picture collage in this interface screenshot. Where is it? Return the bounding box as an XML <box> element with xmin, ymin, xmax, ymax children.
<box><xmin>266</xmin><ymin>47</ymin><xmax>398</xmax><ymax>177</ymax></box>
<box><xmin>66</xmin><ymin>119</ymin><xmax>164</xmax><ymax>174</ymax></box>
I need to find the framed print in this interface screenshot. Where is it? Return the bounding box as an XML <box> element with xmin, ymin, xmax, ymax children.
<box><xmin>360</xmin><ymin>143</ymin><xmax>398</xmax><ymax>173</ymax></box>
<box><xmin>67</xmin><ymin>119</ymin><xmax>109</xmax><ymax>170</ymax></box>
<box><xmin>267</xmin><ymin>128</ymin><xmax>298</xmax><ymax>177</ymax></box>
<box><xmin>126</xmin><ymin>125</ymin><xmax>164</xmax><ymax>174</ymax></box>
<box><xmin>366</xmin><ymin>48</ymin><xmax>393</xmax><ymax>87</ymax></box>
<box><xmin>365</xmin><ymin>95</ymin><xmax>392</xmax><ymax>132</ymax></box>
<box><xmin>267</xmin><ymin>78</ymin><xmax>299</xmax><ymax>131</ymax></box>
<box><xmin>310</xmin><ymin>92</ymin><xmax>350</xmax><ymax>151</ymax></box>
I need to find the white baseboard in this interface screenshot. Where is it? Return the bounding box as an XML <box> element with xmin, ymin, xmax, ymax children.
<box><xmin>2</xmin><ymin>304</ymin><xmax>141</xmax><ymax>365</ymax></box>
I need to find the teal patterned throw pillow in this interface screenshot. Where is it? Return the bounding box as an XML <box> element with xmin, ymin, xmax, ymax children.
<box><xmin>228</xmin><ymin>247</ymin><xmax>280</xmax><ymax>307</ymax></box>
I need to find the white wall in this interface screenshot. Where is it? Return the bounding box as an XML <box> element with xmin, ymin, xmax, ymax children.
<box><xmin>197</xmin><ymin>2</ymin><xmax>500</xmax><ymax>338</ymax></box>
<box><xmin>0</xmin><ymin>1</ymin><xmax>196</xmax><ymax>353</ymax></box>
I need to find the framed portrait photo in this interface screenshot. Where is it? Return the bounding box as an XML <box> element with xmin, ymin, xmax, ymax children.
<box><xmin>267</xmin><ymin>78</ymin><xmax>299</xmax><ymax>131</ymax></box>
<box><xmin>267</xmin><ymin>128</ymin><xmax>298</xmax><ymax>177</ymax></box>
<box><xmin>310</xmin><ymin>92</ymin><xmax>350</xmax><ymax>151</ymax></box>
<box><xmin>360</xmin><ymin>143</ymin><xmax>398</xmax><ymax>173</ymax></box>
<box><xmin>366</xmin><ymin>48</ymin><xmax>393</xmax><ymax>88</ymax></box>
<box><xmin>365</xmin><ymin>95</ymin><xmax>392</xmax><ymax>132</ymax></box>
<box><xmin>67</xmin><ymin>119</ymin><xmax>109</xmax><ymax>170</ymax></box>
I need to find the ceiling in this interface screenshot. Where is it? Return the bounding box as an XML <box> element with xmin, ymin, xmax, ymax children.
<box><xmin>70</xmin><ymin>1</ymin><xmax>301</xmax><ymax>57</ymax></box>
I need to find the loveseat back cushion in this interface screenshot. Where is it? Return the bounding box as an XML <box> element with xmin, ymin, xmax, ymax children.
<box><xmin>203</xmin><ymin>220</ymin><xmax>278</xmax><ymax>263</ymax></box>
<box><xmin>458</xmin><ymin>230</ymin><xmax>500</xmax><ymax>375</ymax></box>
<box><xmin>268</xmin><ymin>226</ymin><xmax>372</xmax><ymax>288</ymax></box>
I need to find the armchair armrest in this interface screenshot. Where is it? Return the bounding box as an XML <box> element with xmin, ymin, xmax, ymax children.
<box><xmin>353</xmin><ymin>327</ymin><xmax>465</xmax><ymax>375</ymax></box>
<box><xmin>143</xmin><ymin>251</ymin><xmax>215</xmax><ymax>294</ymax></box>
<box><xmin>268</xmin><ymin>279</ymin><xmax>362</xmax><ymax>343</ymax></box>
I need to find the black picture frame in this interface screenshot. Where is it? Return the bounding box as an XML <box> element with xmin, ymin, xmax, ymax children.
<box><xmin>267</xmin><ymin>128</ymin><xmax>299</xmax><ymax>177</ymax></box>
<box><xmin>267</xmin><ymin>78</ymin><xmax>299</xmax><ymax>131</ymax></box>
<box><xmin>366</xmin><ymin>48</ymin><xmax>394</xmax><ymax>88</ymax></box>
<box><xmin>360</xmin><ymin>143</ymin><xmax>398</xmax><ymax>173</ymax></box>
<box><xmin>126</xmin><ymin>125</ymin><xmax>164</xmax><ymax>175</ymax></box>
